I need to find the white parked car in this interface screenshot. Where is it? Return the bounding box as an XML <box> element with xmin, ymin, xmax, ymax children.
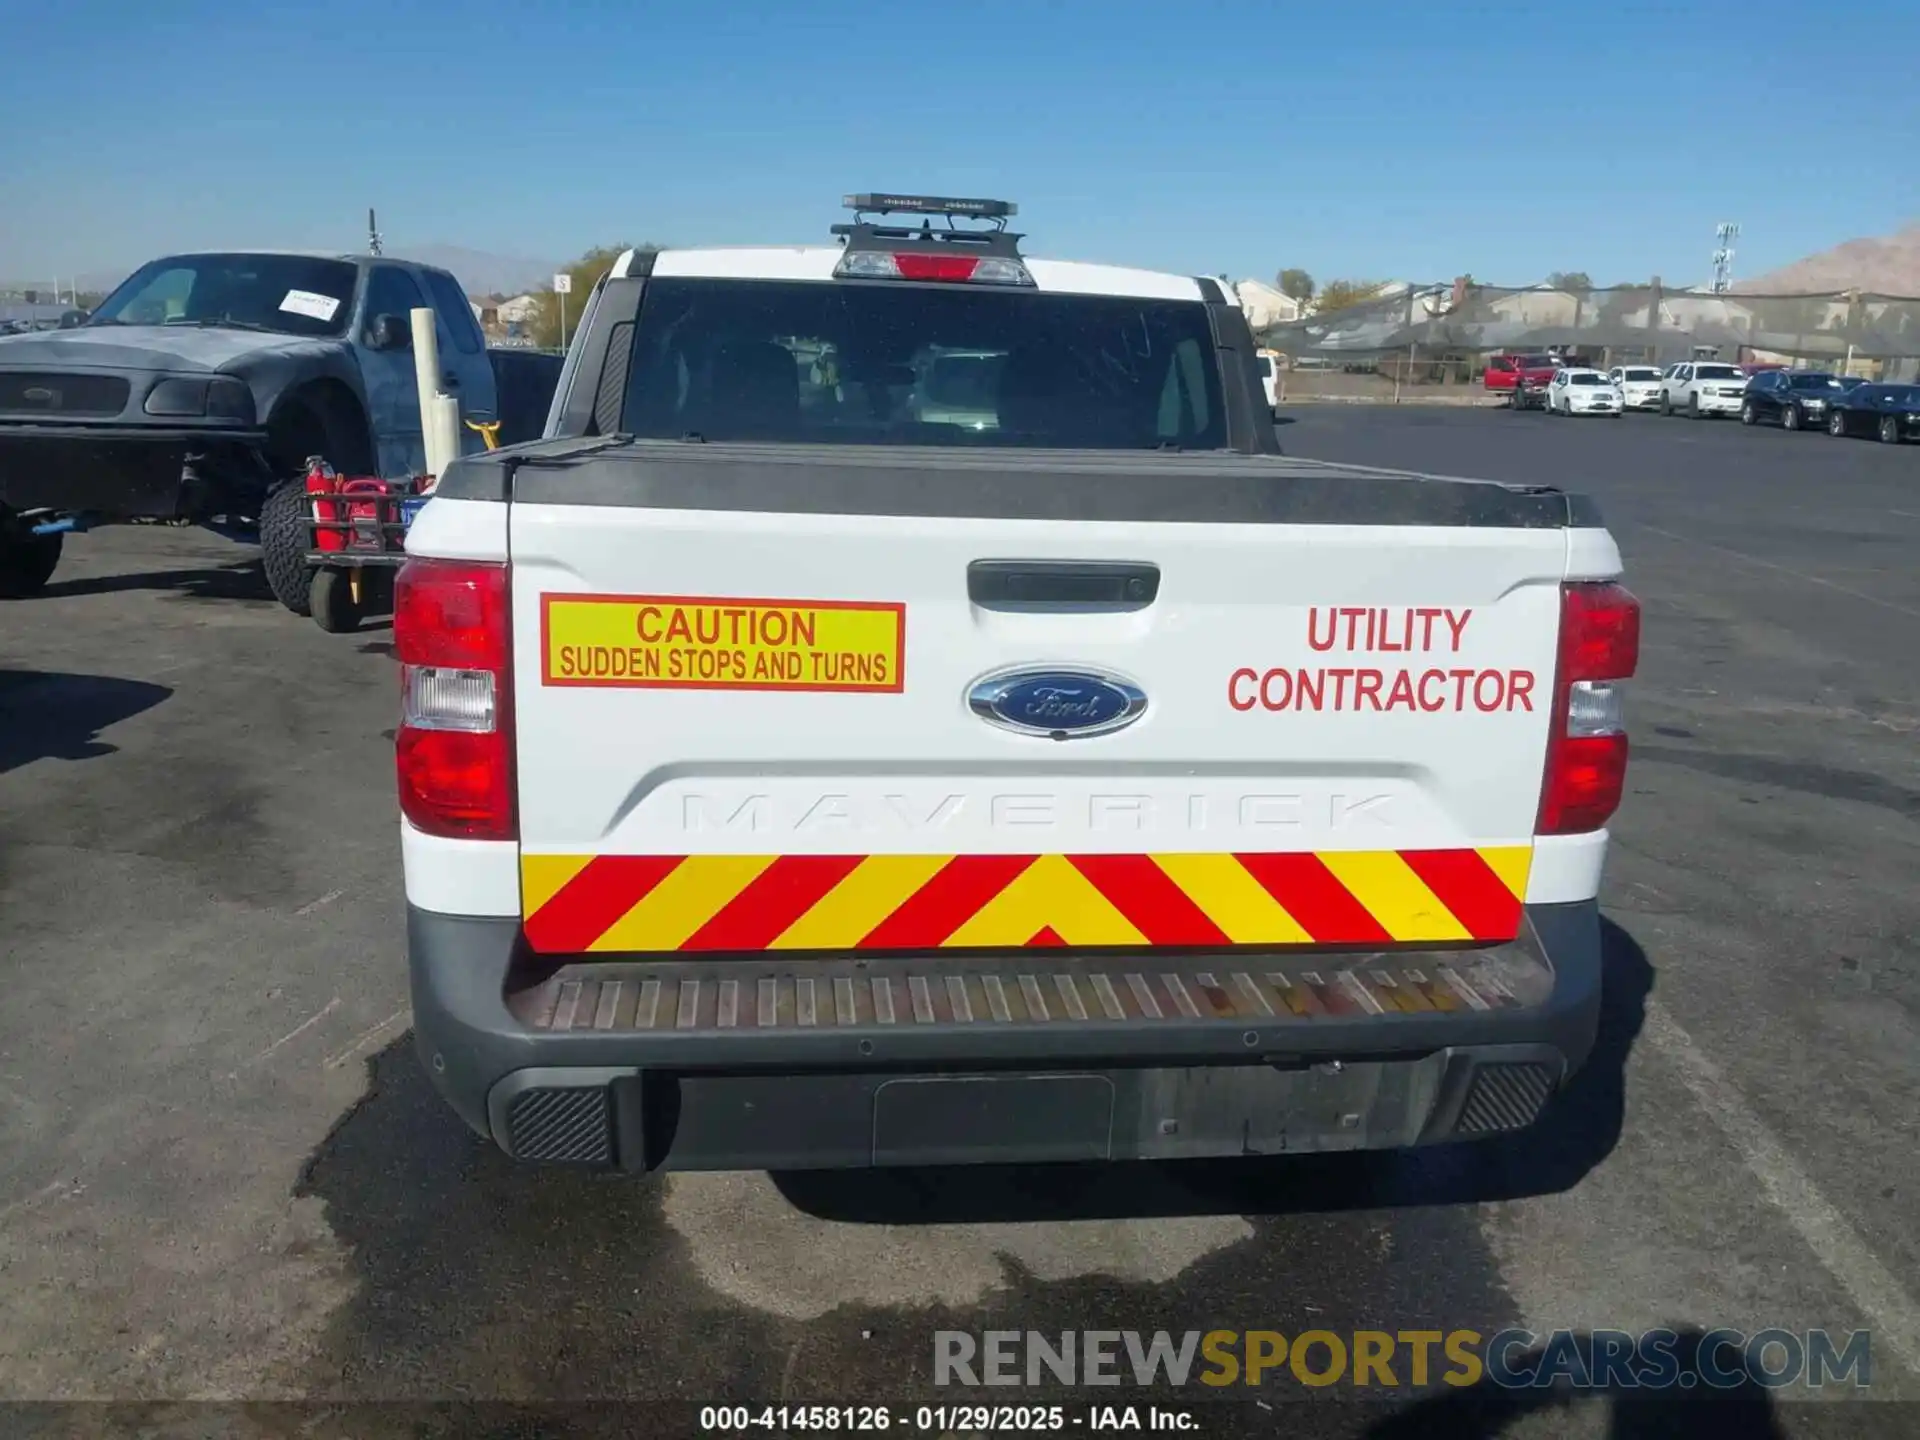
<box><xmin>1609</xmin><ymin>366</ymin><xmax>1663</xmax><ymax>412</ymax></box>
<box><xmin>1256</xmin><ymin>348</ymin><xmax>1283</xmax><ymax>416</ymax></box>
<box><xmin>1547</xmin><ymin>368</ymin><xmax>1623</xmax><ymax>417</ymax></box>
<box><xmin>1660</xmin><ymin>361</ymin><xmax>1748</xmax><ymax>418</ymax></box>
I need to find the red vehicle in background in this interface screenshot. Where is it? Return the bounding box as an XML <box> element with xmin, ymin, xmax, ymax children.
<box><xmin>1486</xmin><ymin>353</ymin><xmax>1568</xmax><ymax>410</ymax></box>
<box><xmin>1485</xmin><ymin>353</ymin><xmax>1565</xmax><ymax>392</ymax></box>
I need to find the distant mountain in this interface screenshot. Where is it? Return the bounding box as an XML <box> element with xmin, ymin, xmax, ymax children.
<box><xmin>1737</xmin><ymin>222</ymin><xmax>1920</xmax><ymax>296</ymax></box>
<box><xmin>392</xmin><ymin>244</ymin><xmax>565</xmax><ymax>298</ymax></box>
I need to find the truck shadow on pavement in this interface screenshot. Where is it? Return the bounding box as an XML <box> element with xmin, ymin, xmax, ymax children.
<box><xmin>288</xmin><ymin>919</ymin><xmax>1655</xmax><ymax>1430</ymax></box>
<box><xmin>37</xmin><ymin>556</ymin><xmax>278</xmax><ymax>603</ymax></box>
<box><xmin>0</xmin><ymin>668</ymin><xmax>171</xmax><ymax>774</ymax></box>
<box><xmin>774</xmin><ymin>918</ymin><xmax>1652</xmax><ymax>1226</ymax></box>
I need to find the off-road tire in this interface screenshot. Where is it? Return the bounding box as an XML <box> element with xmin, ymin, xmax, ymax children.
<box><xmin>259</xmin><ymin>482</ymin><xmax>314</xmax><ymax>616</ymax></box>
<box><xmin>0</xmin><ymin>527</ymin><xmax>62</xmax><ymax>599</ymax></box>
<box><xmin>308</xmin><ymin>567</ymin><xmax>362</xmax><ymax>633</ymax></box>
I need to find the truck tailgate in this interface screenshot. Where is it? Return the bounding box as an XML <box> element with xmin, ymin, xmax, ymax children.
<box><xmin>507</xmin><ymin>449</ymin><xmax>1568</xmax><ymax>958</ymax></box>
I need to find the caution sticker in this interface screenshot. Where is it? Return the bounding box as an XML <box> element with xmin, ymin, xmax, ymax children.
<box><xmin>541</xmin><ymin>594</ymin><xmax>905</xmax><ymax>692</ymax></box>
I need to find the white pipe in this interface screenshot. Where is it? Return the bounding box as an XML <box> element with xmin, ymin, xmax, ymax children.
<box><xmin>409</xmin><ymin>308</ymin><xmax>444</xmax><ymax>475</ymax></box>
<box><xmin>429</xmin><ymin>394</ymin><xmax>462</xmax><ymax>480</ymax></box>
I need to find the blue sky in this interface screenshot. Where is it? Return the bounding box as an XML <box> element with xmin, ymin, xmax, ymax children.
<box><xmin>4</xmin><ymin>0</ymin><xmax>1917</xmax><ymax>291</ymax></box>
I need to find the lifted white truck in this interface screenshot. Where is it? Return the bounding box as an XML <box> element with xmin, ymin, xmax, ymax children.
<box><xmin>395</xmin><ymin>194</ymin><xmax>1640</xmax><ymax>1173</ymax></box>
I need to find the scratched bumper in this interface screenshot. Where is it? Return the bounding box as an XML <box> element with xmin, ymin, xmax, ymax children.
<box><xmin>0</xmin><ymin>421</ymin><xmax>268</xmax><ymax>518</ymax></box>
<box><xmin>408</xmin><ymin>900</ymin><xmax>1602</xmax><ymax>1170</ymax></box>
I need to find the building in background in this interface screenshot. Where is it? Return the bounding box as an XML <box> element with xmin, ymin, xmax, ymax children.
<box><xmin>470</xmin><ymin>292</ymin><xmax>542</xmax><ymax>347</ymax></box>
<box><xmin>1230</xmin><ymin>279</ymin><xmax>1305</xmax><ymax>329</ymax></box>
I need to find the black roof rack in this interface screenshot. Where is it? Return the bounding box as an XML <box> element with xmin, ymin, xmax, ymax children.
<box><xmin>843</xmin><ymin>193</ymin><xmax>1016</xmax><ymax>222</ymax></box>
<box><xmin>832</xmin><ymin>192</ymin><xmax>1026</xmax><ymax>260</ymax></box>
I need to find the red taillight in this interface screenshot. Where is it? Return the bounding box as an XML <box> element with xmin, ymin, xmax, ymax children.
<box><xmin>394</xmin><ymin>557</ymin><xmax>515</xmax><ymax>841</ymax></box>
<box><xmin>395</xmin><ymin>557</ymin><xmax>509</xmax><ymax>669</ymax></box>
<box><xmin>891</xmin><ymin>253</ymin><xmax>980</xmax><ymax>283</ymax></box>
<box><xmin>833</xmin><ymin>250</ymin><xmax>1035</xmax><ymax>286</ymax></box>
<box><xmin>1538</xmin><ymin>581</ymin><xmax>1640</xmax><ymax>836</ymax></box>
<box><xmin>1559</xmin><ymin>580</ymin><xmax>1640</xmax><ymax>681</ymax></box>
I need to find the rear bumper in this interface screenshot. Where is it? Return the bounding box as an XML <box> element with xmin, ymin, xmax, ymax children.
<box><xmin>0</xmin><ymin>421</ymin><xmax>268</xmax><ymax>519</ymax></box>
<box><xmin>408</xmin><ymin>900</ymin><xmax>1604</xmax><ymax>1171</ymax></box>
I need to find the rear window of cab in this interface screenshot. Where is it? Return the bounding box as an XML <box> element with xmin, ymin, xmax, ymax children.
<box><xmin>621</xmin><ymin>277</ymin><xmax>1226</xmax><ymax>451</ymax></box>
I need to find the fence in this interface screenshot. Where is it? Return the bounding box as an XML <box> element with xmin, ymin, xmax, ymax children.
<box><xmin>1260</xmin><ymin>284</ymin><xmax>1920</xmax><ymax>402</ymax></box>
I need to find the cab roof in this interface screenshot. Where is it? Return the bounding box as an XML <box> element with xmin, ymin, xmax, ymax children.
<box><xmin>135</xmin><ymin>249</ymin><xmax>459</xmax><ymax>276</ymax></box>
<box><xmin>611</xmin><ymin>244</ymin><xmax>1209</xmax><ymax>302</ymax></box>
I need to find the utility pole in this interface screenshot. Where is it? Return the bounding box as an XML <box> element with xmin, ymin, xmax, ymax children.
<box><xmin>1710</xmin><ymin>223</ymin><xmax>1739</xmax><ymax>294</ymax></box>
<box><xmin>367</xmin><ymin>208</ymin><xmax>383</xmax><ymax>258</ymax></box>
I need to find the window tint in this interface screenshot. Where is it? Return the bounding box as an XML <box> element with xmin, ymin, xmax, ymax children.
<box><xmin>89</xmin><ymin>253</ymin><xmax>356</xmax><ymax>337</ymax></box>
<box><xmin>1570</xmin><ymin>373</ymin><xmax>1603</xmax><ymax>385</ymax></box>
<box><xmin>1163</xmin><ymin>336</ymin><xmax>1211</xmax><ymax>439</ymax></box>
<box><xmin>1258</xmin><ymin>355</ymin><xmax>1274</xmax><ymax>376</ymax></box>
<box><xmin>422</xmin><ymin>268</ymin><xmax>484</xmax><ymax>354</ymax></box>
<box><xmin>622</xmin><ymin>278</ymin><xmax>1227</xmax><ymax>450</ymax></box>
<box><xmin>1489</xmin><ymin>357</ymin><xmax>1515</xmax><ymax>372</ymax></box>
<box><xmin>1695</xmin><ymin>365</ymin><xmax>1741</xmax><ymax>380</ymax></box>
<box><xmin>1788</xmin><ymin>373</ymin><xmax>1838</xmax><ymax>390</ymax></box>
<box><xmin>363</xmin><ymin>266</ymin><xmax>429</xmax><ymax>331</ymax></box>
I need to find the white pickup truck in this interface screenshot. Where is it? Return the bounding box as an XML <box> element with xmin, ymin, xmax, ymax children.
<box><xmin>394</xmin><ymin>193</ymin><xmax>1639</xmax><ymax>1173</ymax></box>
<box><xmin>1659</xmin><ymin>360</ymin><xmax>1749</xmax><ymax>418</ymax></box>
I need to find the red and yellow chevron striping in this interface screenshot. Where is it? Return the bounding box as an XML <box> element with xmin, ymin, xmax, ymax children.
<box><xmin>520</xmin><ymin>847</ymin><xmax>1532</xmax><ymax>955</ymax></box>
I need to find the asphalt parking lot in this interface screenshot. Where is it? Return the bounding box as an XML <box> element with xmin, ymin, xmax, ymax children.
<box><xmin>2</xmin><ymin>405</ymin><xmax>1916</xmax><ymax>1438</ymax></box>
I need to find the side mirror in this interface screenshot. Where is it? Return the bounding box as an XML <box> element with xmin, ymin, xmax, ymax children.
<box><xmin>368</xmin><ymin>313</ymin><xmax>411</xmax><ymax>351</ymax></box>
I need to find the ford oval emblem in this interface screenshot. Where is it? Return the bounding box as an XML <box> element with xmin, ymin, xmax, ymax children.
<box><xmin>967</xmin><ymin>666</ymin><xmax>1147</xmax><ymax>740</ymax></box>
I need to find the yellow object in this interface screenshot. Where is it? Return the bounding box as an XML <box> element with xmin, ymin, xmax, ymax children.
<box><xmin>464</xmin><ymin>419</ymin><xmax>503</xmax><ymax>451</ymax></box>
<box><xmin>540</xmin><ymin>594</ymin><xmax>905</xmax><ymax>692</ymax></box>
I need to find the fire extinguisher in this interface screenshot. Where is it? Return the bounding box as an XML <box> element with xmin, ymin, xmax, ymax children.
<box><xmin>305</xmin><ymin>456</ymin><xmax>345</xmax><ymax>554</ymax></box>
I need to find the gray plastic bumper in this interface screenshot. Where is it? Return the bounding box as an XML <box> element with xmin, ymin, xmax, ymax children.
<box><xmin>408</xmin><ymin>900</ymin><xmax>1603</xmax><ymax>1171</ymax></box>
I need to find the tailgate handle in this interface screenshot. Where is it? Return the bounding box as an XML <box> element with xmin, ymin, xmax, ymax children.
<box><xmin>968</xmin><ymin>560</ymin><xmax>1160</xmax><ymax>608</ymax></box>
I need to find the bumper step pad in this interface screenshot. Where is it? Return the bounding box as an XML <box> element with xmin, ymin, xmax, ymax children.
<box><xmin>513</xmin><ymin>949</ymin><xmax>1549</xmax><ymax>1035</ymax></box>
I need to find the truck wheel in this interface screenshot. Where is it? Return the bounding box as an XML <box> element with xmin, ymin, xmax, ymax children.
<box><xmin>308</xmin><ymin>567</ymin><xmax>363</xmax><ymax>633</ymax></box>
<box><xmin>1688</xmin><ymin>395</ymin><xmax>1701</xmax><ymax>419</ymax></box>
<box><xmin>1660</xmin><ymin>394</ymin><xmax>1672</xmax><ymax>416</ymax></box>
<box><xmin>1828</xmin><ymin>410</ymin><xmax>1846</xmax><ymax>437</ymax></box>
<box><xmin>1740</xmin><ymin>401</ymin><xmax>1756</xmax><ymax>425</ymax></box>
<box><xmin>259</xmin><ymin>481</ymin><xmax>314</xmax><ymax>616</ymax></box>
<box><xmin>1783</xmin><ymin>403</ymin><xmax>1801</xmax><ymax>431</ymax></box>
<box><xmin>0</xmin><ymin>525</ymin><xmax>62</xmax><ymax>599</ymax></box>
